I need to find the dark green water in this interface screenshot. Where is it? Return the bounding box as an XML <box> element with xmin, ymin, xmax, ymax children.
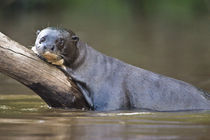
<box><xmin>1</xmin><ymin>1</ymin><xmax>210</xmax><ymax>140</ymax></box>
<box><xmin>0</xmin><ymin>95</ymin><xmax>210</xmax><ymax>140</ymax></box>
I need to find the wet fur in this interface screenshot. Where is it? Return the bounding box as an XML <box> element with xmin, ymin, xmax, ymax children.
<box><xmin>34</xmin><ymin>27</ymin><xmax>210</xmax><ymax>111</ymax></box>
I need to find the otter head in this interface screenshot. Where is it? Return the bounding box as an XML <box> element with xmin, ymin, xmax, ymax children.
<box><xmin>34</xmin><ymin>27</ymin><xmax>79</xmax><ymax>66</ymax></box>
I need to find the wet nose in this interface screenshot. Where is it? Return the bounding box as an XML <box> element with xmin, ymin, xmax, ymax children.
<box><xmin>42</xmin><ymin>45</ymin><xmax>54</xmax><ymax>51</ymax></box>
<box><xmin>51</xmin><ymin>46</ymin><xmax>54</xmax><ymax>51</ymax></box>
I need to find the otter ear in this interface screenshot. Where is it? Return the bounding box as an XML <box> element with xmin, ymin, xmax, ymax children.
<box><xmin>36</xmin><ymin>30</ymin><xmax>40</xmax><ymax>36</ymax></box>
<box><xmin>71</xmin><ymin>35</ymin><xmax>79</xmax><ymax>42</ymax></box>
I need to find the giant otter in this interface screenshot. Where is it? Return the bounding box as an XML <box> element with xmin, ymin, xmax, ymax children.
<box><xmin>32</xmin><ymin>27</ymin><xmax>210</xmax><ymax>111</ymax></box>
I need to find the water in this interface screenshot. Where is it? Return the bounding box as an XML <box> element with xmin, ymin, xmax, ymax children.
<box><xmin>0</xmin><ymin>95</ymin><xmax>210</xmax><ymax>140</ymax></box>
<box><xmin>1</xmin><ymin>1</ymin><xmax>210</xmax><ymax>140</ymax></box>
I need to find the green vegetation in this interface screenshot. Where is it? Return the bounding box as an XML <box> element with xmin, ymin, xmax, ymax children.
<box><xmin>0</xmin><ymin>0</ymin><xmax>209</xmax><ymax>21</ymax></box>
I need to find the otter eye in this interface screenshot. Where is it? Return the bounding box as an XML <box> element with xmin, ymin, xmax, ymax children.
<box><xmin>39</xmin><ymin>37</ymin><xmax>46</xmax><ymax>44</ymax></box>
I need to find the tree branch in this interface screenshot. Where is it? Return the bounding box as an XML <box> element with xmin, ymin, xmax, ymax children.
<box><xmin>0</xmin><ymin>32</ymin><xmax>90</xmax><ymax>110</ymax></box>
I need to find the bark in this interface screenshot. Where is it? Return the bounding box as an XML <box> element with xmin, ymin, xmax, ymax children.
<box><xmin>0</xmin><ymin>32</ymin><xmax>90</xmax><ymax>110</ymax></box>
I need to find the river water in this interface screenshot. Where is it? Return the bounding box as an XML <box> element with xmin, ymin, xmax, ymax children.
<box><xmin>0</xmin><ymin>1</ymin><xmax>210</xmax><ymax>140</ymax></box>
<box><xmin>0</xmin><ymin>95</ymin><xmax>210</xmax><ymax>140</ymax></box>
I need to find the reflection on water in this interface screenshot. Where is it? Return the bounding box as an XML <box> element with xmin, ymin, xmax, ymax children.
<box><xmin>0</xmin><ymin>95</ymin><xmax>210</xmax><ymax>140</ymax></box>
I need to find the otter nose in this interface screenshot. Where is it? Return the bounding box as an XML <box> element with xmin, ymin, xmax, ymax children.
<box><xmin>51</xmin><ymin>46</ymin><xmax>55</xmax><ymax>51</ymax></box>
<box><xmin>42</xmin><ymin>45</ymin><xmax>54</xmax><ymax>51</ymax></box>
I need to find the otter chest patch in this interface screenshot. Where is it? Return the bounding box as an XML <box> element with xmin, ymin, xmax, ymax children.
<box><xmin>42</xmin><ymin>51</ymin><xmax>64</xmax><ymax>66</ymax></box>
<box><xmin>32</xmin><ymin>46</ymin><xmax>64</xmax><ymax>66</ymax></box>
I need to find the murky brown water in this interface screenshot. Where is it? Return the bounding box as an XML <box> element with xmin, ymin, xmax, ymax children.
<box><xmin>0</xmin><ymin>1</ymin><xmax>210</xmax><ymax>140</ymax></box>
<box><xmin>0</xmin><ymin>95</ymin><xmax>210</xmax><ymax>140</ymax></box>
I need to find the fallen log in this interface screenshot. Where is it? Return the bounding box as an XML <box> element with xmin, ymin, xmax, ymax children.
<box><xmin>0</xmin><ymin>32</ymin><xmax>90</xmax><ymax>110</ymax></box>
